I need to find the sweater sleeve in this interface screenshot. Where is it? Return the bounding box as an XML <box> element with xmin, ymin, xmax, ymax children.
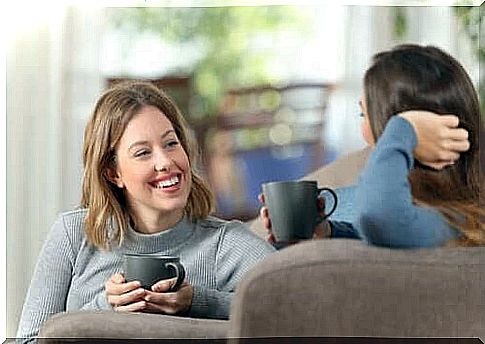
<box><xmin>322</xmin><ymin>186</ymin><xmax>360</xmax><ymax>239</ymax></box>
<box><xmin>79</xmin><ymin>291</ymin><xmax>111</xmax><ymax>310</ymax></box>
<box><xmin>330</xmin><ymin>220</ymin><xmax>361</xmax><ymax>239</ymax></box>
<box><xmin>353</xmin><ymin>116</ymin><xmax>459</xmax><ymax>248</ymax></box>
<box><xmin>189</xmin><ymin>221</ymin><xmax>275</xmax><ymax>319</ymax></box>
<box><xmin>16</xmin><ymin>215</ymin><xmax>76</xmax><ymax>341</ymax></box>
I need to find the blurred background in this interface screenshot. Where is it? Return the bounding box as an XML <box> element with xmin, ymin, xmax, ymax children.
<box><xmin>6</xmin><ymin>1</ymin><xmax>482</xmax><ymax>338</ymax></box>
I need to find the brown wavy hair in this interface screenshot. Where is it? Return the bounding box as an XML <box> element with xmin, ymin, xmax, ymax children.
<box><xmin>364</xmin><ymin>44</ymin><xmax>484</xmax><ymax>246</ymax></box>
<box><xmin>81</xmin><ymin>81</ymin><xmax>214</xmax><ymax>249</ymax></box>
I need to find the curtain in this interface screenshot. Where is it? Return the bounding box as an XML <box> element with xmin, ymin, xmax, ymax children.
<box><xmin>6</xmin><ymin>7</ymin><xmax>104</xmax><ymax>337</ymax></box>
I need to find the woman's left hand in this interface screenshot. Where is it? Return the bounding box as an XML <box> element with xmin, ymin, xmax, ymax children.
<box><xmin>142</xmin><ymin>278</ymin><xmax>193</xmax><ymax>315</ymax></box>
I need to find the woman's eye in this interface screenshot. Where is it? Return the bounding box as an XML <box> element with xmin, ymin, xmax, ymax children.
<box><xmin>134</xmin><ymin>150</ymin><xmax>150</xmax><ymax>158</ymax></box>
<box><xmin>166</xmin><ymin>140</ymin><xmax>180</xmax><ymax>148</ymax></box>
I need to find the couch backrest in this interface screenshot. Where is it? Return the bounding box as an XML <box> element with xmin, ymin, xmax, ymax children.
<box><xmin>229</xmin><ymin>239</ymin><xmax>485</xmax><ymax>340</ymax></box>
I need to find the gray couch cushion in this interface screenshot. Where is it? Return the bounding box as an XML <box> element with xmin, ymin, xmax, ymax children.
<box><xmin>39</xmin><ymin>311</ymin><xmax>228</xmax><ymax>339</ymax></box>
<box><xmin>229</xmin><ymin>239</ymin><xmax>485</xmax><ymax>339</ymax></box>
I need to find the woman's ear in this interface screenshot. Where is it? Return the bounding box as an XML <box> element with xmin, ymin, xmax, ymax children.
<box><xmin>105</xmin><ymin>167</ymin><xmax>124</xmax><ymax>188</ymax></box>
<box><xmin>361</xmin><ymin>116</ymin><xmax>375</xmax><ymax>146</ymax></box>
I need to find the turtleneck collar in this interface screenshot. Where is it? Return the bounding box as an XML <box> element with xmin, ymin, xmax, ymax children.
<box><xmin>119</xmin><ymin>215</ymin><xmax>196</xmax><ymax>254</ymax></box>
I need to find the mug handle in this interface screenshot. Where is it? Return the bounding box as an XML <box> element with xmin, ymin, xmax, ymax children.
<box><xmin>316</xmin><ymin>187</ymin><xmax>338</xmax><ymax>223</ymax></box>
<box><xmin>165</xmin><ymin>262</ymin><xmax>186</xmax><ymax>292</ymax></box>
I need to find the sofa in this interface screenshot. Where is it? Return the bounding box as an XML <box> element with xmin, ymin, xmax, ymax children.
<box><xmin>36</xmin><ymin>147</ymin><xmax>485</xmax><ymax>343</ymax></box>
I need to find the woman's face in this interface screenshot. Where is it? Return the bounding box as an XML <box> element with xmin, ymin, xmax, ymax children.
<box><xmin>359</xmin><ymin>96</ymin><xmax>375</xmax><ymax>146</ymax></box>
<box><xmin>109</xmin><ymin>105</ymin><xmax>192</xmax><ymax>223</ymax></box>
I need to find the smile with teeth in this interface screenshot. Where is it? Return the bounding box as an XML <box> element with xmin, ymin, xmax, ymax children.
<box><xmin>153</xmin><ymin>175</ymin><xmax>181</xmax><ymax>189</ymax></box>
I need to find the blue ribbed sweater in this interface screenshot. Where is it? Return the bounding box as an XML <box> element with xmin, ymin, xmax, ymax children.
<box><xmin>329</xmin><ymin>116</ymin><xmax>459</xmax><ymax>247</ymax></box>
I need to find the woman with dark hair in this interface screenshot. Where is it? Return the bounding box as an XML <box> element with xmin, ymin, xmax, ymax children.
<box><xmin>261</xmin><ymin>44</ymin><xmax>483</xmax><ymax>248</ymax></box>
<box><xmin>356</xmin><ymin>44</ymin><xmax>483</xmax><ymax>247</ymax></box>
<box><xmin>17</xmin><ymin>81</ymin><xmax>275</xmax><ymax>341</ymax></box>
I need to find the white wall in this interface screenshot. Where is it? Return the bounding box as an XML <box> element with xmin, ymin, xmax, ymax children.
<box><xmin>325</xmin><ymin>6</ymin><xmax>396</xmax><ymax>154</ymax></box>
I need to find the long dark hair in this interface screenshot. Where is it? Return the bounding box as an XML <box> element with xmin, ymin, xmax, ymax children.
<box><xmin>364</xmin><ymin>44</ymin><xmax>484</xmax><ymax>246</ymax></box>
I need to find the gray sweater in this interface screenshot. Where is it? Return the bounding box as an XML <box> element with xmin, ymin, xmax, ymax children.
<box><xmin>17</xmin><ymin>209</ymin><xmax>275</xmax><ymax>340</ymax></box>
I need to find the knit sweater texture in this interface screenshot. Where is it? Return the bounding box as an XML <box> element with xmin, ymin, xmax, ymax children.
<box><xmin>16</xmin><ymin>211</ymin><xmax>275</xmax><ymax>340</ymax></box>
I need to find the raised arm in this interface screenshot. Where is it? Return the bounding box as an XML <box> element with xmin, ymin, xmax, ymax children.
<box><xmin>354</xmin><ymin>116</ymin><xmax>459</xmax><ymax>248</ymax></box>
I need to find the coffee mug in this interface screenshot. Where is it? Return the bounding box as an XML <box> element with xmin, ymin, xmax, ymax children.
<box><xmin>123</xmin><ymin>254</ymin><xmax>186</xmax><ymax>291</ymax></box>
<box><xmin>262</xmin><ymin>180</ymin><xmax>338</xmax><ymax>242</ymax></box>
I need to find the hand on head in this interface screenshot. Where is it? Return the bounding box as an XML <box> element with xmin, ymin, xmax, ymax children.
<box><xmin>105</xmin><ymin>273</ymin><xmax>193</xmax><ymax>314</ymax></box>
<box><xmin>398</xmin><ymin>111</ymin><xmax>470</xmax><ymax>170</ymax></box>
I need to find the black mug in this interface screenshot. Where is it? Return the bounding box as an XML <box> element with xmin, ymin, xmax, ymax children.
<box><xmin>123</xmin><ymin>254</ymin><xmax>186</xmax><ymax>291</ymax></box>
<box><xmin>262</xmin><ymin>180</ymin><xmax>338</xmax><ymax>242</ymax></box>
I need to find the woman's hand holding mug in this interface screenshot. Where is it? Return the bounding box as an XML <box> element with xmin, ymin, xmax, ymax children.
<box><xmin>105</xmin><ymin>272</ymin><xmax>147</xmax><ymax>312</ymax></box>
<box><xmin>143</xmin><ymin>278</ymin><xmax>193</xmax><ymax>315</ymax></box>
<box><xmin>106</xmin><ymin>273</ymin><xmax>193</xmax><ymax>314</ymax></box>
<box><xmin>258</xmin><ymin>192</ymin><xmax>332</xmax><ymax>246</ymax></box>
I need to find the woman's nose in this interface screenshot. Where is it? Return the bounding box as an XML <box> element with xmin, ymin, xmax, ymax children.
<box><xmin>153</xmin><ymin>152</ymin><xmax>172</xmax><ymax>173</ymax></box>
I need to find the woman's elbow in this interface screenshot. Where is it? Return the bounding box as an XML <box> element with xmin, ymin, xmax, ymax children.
<box><xmin>356</xmin><ymin>212</ymin><xmax>395</xmax><ymax>247</ymax></box>
<box><xmin>355</xmin><ymin>208</ymin><xmax>420</xmax><ymax>248</ymax></box>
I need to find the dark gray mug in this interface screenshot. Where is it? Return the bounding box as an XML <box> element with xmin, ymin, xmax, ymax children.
<box><xmin>123</xmin><ymin>254</ymin><xmax>185</xmax><ymax>291</ymax></box>
<box><xmin>262</xmin><ymin>180</ymin><xmax>338</xmax><ymax>242</ymax></box>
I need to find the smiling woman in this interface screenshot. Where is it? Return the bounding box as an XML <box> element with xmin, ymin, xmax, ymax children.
<box><xmin>106</xmin><ymin>106</ymin><xmax>193</xmax><ymax>234</ymax></box>
<box><xmin>16</xmin><ymin>81</ymin><xmax>275</xmax><ymax>341</ymax></box>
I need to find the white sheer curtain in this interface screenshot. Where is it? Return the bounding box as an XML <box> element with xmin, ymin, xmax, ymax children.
<box><xmin>6</xmin><ymin>7</ymin><xmax>104</xmax><ymax>337</ymax></box>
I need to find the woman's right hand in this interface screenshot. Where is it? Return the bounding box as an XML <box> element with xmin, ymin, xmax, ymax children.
<box><xmin>105</xmin><ymin>272</ymin><xmax>148</xmax><ymax>312</ymax></box>
<box><xmin>398</xmin><ymin>111</ymin><xmax>470</xmax><ymax>169</ymax></box>
<box><xmin>258</xmin><ymin>194</ymin><xmax>277</xmax><ymax>244</ymax></box>
<box><xmin>258</xmin><ymin>194</ymin><xmax>331</xmax><ymax>245</ymax></box>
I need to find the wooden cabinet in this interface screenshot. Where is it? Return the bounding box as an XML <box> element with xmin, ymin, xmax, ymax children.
<box><xmin>106</xmin><ymin>76</ymin><xmax>192</xmax><ymax>119</ymax></box>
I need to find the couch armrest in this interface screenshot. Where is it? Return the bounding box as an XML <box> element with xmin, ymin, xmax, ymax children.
<box><xmin>248</xmin><ymin>147</ymin><xmax>371</xmax><ymax>238</ymax></box>
<box><xmin>38</xmin><ymin>311</ymin><xmax>228</xmax><ymax>341</ymax></box>
<box><xmin>229</xmin><ymin>239</ymin><xmax>485</xmax><ymax>339</ymax></box>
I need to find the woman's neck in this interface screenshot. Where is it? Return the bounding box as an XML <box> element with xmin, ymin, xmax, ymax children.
<box><xmin>129</xmin><ymin>208</ymin><xmax>184</xmax><ymax>234</ymax></box>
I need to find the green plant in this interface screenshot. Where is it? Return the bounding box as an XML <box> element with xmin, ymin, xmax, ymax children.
<box><xmin>392</xmin><ymin>7</ymin><xmax>407</xmax><ymax>40</ymax></box>
<box><xmin>109</xmin><ymin>6</ymin><xmax>308</xmax><ymax>118</ymax></box>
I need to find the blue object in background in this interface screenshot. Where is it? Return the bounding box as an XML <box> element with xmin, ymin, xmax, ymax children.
<box><xmin>225</xmin><ymin>144</ymin><xmax>337</xmax><ymax>218</ymax></box>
